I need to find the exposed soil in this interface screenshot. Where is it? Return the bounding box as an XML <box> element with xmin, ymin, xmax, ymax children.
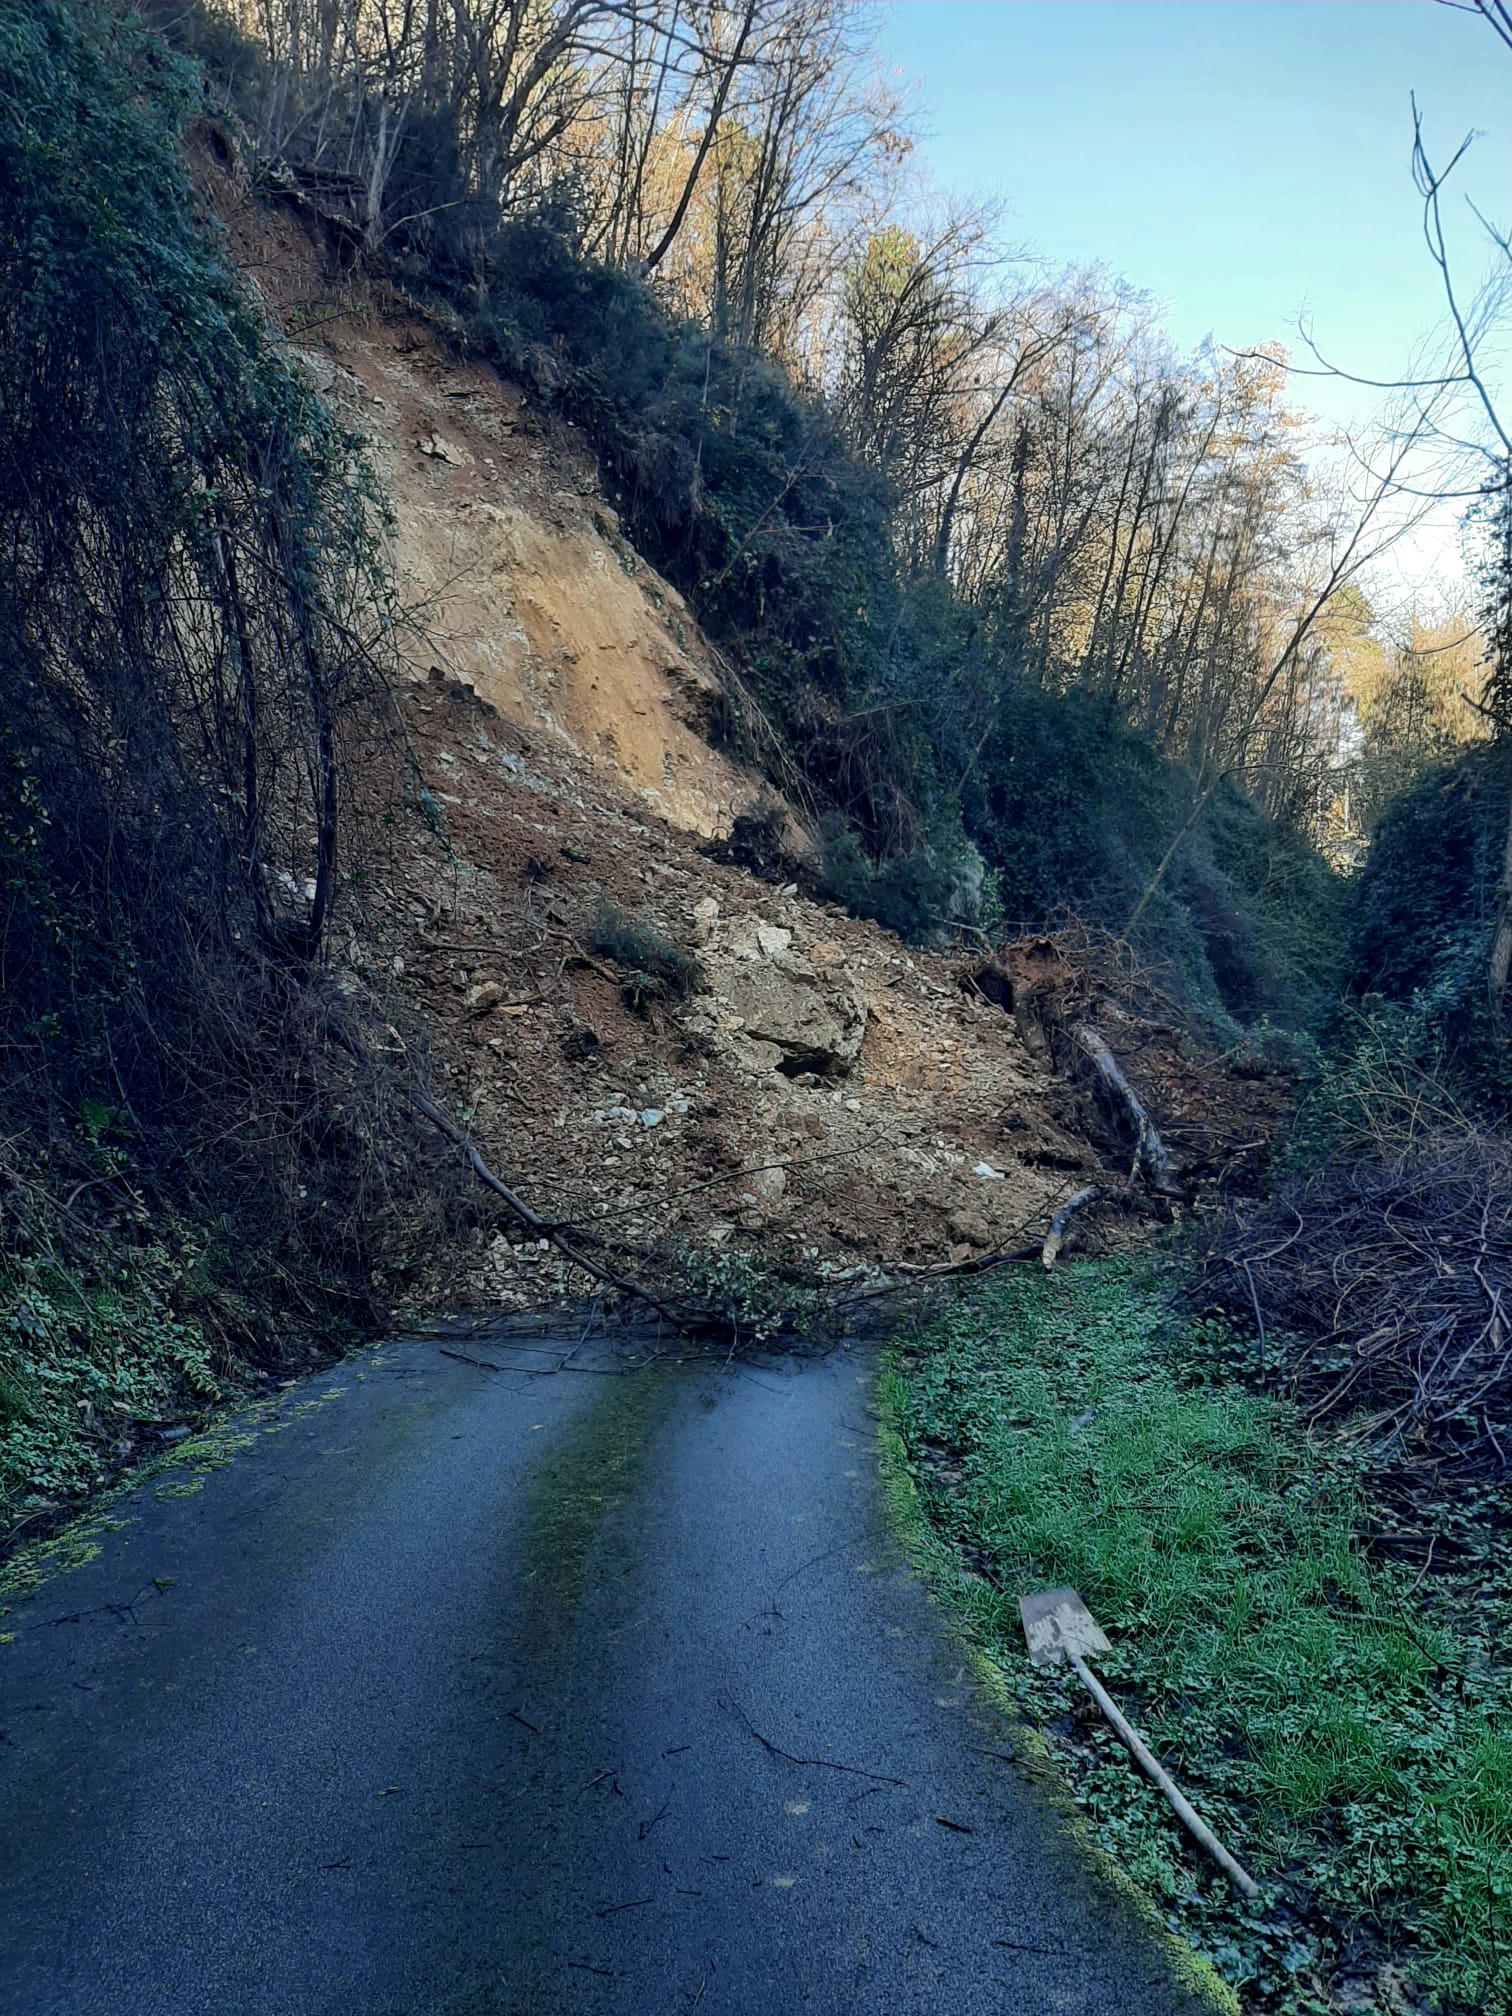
<box><xmin>198</xmin><ymin>142</ymin><xmax>1289</xmax><ymax>1313</ymax></box>
<box><xmin>377</xmin><ymin>675</ymin><xmax>1091</xmax><ymax>1305</ymax></box>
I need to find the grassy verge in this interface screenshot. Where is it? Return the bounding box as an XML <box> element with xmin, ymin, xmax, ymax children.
<box><xmin>880</xmin><ymin>1256</ymin><xmax>1512</xmax><ymax>2014</ymax></box>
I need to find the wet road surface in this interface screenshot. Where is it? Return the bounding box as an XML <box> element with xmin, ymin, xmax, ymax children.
<box><xmin>0</xmin><ymin>1330</ymin><xmax>1215</xmax><ymax>2014</ymax></box>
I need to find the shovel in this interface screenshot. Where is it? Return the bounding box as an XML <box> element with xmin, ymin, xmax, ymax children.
<box><xmin>1019</xmin><ymin>1587</ymin><xmax>1259</xmax><ymax>1901</ymax></box>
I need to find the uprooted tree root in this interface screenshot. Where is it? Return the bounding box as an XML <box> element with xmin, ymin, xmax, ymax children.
<box><xmin>965</xmin><ymin>918</ymin><xmax>1288</xmax><ymax>1201</ymax></box>
<box><xmin>1201</xmin><ymin>1129</ymin><xmax>1512</xmax><ymax>1504</ymax></box>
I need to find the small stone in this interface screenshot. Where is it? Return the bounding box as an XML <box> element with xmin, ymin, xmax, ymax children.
<box><xmin>640</xmin><ymin>1108</ymin><xmax>664</xmax><ymax>1128</ymax></box>
<box><xmin>974</xmin><ymin>1162</ymin><xmax>1007</xmax><ymax>1181</ymax></box>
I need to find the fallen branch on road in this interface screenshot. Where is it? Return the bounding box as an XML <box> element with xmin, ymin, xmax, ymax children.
<box><xmin>722</xmin><ymin>1686</ymin><xmax>906</xmax><ymax>1785</ymax></box>
<box><xmin>411</xmin><ymin>1083</ymin><xmax>688</xmax><ymax>1328</ymax></box>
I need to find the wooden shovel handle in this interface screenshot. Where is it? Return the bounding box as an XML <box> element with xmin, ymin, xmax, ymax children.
<box><xmin>1068</xmin><ymin>1649</ymin><xmax>1260</xmax><ymax>1901</ymax></box>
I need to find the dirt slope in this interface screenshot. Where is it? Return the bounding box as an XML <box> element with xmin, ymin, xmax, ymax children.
<box><xmin>386</xmin><ymin>675</ymin><xmax>1095</xmax><ymax>1300</ymax></box>
<box><xmin>204</xmin><ymin>156</ymin><xmax>1271</xmax><ymax>1307</ymax></box>
<box><xmin>209</xmin><ymin>158</ymin><xmax>752</xmax><ymax>841</ymax></box>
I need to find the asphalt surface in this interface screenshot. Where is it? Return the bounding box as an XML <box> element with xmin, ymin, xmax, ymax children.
<box><xmin>0</xmin><ymin>1327</ymin><xmax>1214</xmax><ymax>2015</ymax></box>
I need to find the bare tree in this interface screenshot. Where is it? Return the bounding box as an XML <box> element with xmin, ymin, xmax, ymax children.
<box><xmin>1124</xmin><ymin>427</ymin><xmax>1436</xmax><ymax>934</ymax></box>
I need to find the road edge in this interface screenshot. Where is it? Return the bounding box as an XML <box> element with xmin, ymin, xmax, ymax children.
<box><xmin>874</xmin><ymin>1364</ymin><xmax>1241</xmax><ymax>2016</ymax></box>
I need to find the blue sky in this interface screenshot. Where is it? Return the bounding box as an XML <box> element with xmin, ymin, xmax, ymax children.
<box><xmin>871</xmin><ymin>1</ymin><xmax>1512</xmax><ymax>448</ymax></box>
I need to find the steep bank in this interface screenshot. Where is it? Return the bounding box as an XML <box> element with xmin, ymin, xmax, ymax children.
<box><xmin>207</xmin><ymin>156</ymin><xmax>1285</xmax><ymax>1303</ymax></box>
<box><xmin>207</xmin><ymin>142</ymin><xmax>754</xmax><ymax>842</ymax></box>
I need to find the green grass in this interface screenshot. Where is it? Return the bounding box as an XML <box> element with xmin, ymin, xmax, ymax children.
<box><xmin>881</xmin><ymin>1256</ymin><xmax>1512</xmax><ymax>2013</ymax></box>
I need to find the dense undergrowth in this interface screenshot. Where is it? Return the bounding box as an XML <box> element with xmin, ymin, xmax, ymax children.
<box><xmin>884</xmin><ymin>1257</ymin><xmax>1512</xmax><ymax>2014</ymax></box>
<box><xmin>0</xmin><ymin>3</ymin><xmax>450</xmax><ymax>1535</ymax></box>
<box><xmin>1346</xmin><ymin>741</ymin><xmax>1512</xmax><ymax>1110</ymax></box>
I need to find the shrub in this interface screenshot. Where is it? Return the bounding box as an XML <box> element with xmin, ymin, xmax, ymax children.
<box><xmin>587</xmin><ymin>904</ymin><xmax>702</xmax><ymax>1003</ymax></box>
<box><xmin>1348</xmin><ymin>743</ymin><xmax>1512</xmax><ymax>1110</ymax></box>
<box><xmin>817</xmin><ymin>819</ymin><xmax>991</xmax><ymax>945</ymax></box>
<box><xmin>701</xmin><ymin>805</ymin><xmax>796</xmax><ymax>884</ymax></box>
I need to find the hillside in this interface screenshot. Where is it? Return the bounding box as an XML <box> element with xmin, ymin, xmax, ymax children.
<box><xmin>213</xmin><ymin>148</ymin><xmax>1250</xmax><ymax>1300</ymax></box>
<box><xmin>0</xmin><ymin>6</ymin><xmax>1291</xmax><ymax>1539</ymax></box>
<box><xmin>10</xmin><ymin>11</ymin><xmax>1512</xmax><ymax>2014</ymax></box>
<box><xmin>216</xmin><ymin>174</ymin><xmax>749</xmax><ymax>841</ymax></box>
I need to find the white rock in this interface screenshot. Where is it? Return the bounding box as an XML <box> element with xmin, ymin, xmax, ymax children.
<box><xmin>416</xmin><ymin>431</ymin><xmax>464</xmax><ymax>465</ymax></box>
<box><xmin>974</xmin><ymin>1162</ymin><xmax>1007</xmax><ymax>1181</ymax></box>
<box><xmin>755</xmin><ymin>923</ymin><xmax>793</xmax><ymax>959</ymax></box>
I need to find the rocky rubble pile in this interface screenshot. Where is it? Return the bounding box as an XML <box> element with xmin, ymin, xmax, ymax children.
<box><xmin>373</xmin><ymin>681</ymin><xmax>1116</xmax><ymax>1309</ymax></box>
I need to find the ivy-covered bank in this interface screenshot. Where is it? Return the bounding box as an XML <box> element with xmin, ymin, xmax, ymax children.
<box><xmin>881</xmin><ymin>1258</ymin><xmax>1512</xmax><ymax>2014</ymax></box>
<box><xmin>0</xmin><ymin>5</ymin><xmax>441</xmax><ymax>1544</ymax></box>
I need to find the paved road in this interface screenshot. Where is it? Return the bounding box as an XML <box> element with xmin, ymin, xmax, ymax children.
<box><xmin>1</xmin><ymin>1329</ymin><xmax>1213</xmax><ymax>2015</ymax></box>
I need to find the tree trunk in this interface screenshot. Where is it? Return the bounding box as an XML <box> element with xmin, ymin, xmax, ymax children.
<box><xmin>644</xmin><ymin>4</ymin><xmax>756</xmax><ymax>273</ymax></box>
<box><xmin>1489</xmin><ymin>781</ymin><xmax>1512</xmax><ymax>1024</ymax></box>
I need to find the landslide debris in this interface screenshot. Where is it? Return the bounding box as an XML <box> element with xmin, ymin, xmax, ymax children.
<box><xmin>381</xmin><ymin>680</ymin><xmax>1287</xmax><ymax>1312</ymax></box>
<box><xmin>204</xmin><ymin>155</ymin><xmax>1286</xmax><ymax>1313</ymax></box>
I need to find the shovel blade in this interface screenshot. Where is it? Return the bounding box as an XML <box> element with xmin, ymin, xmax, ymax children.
<box><xmin>1019</xmin><ymin>1587</ymin><xmax>1111</xmax><ymax>1668</ymax></box>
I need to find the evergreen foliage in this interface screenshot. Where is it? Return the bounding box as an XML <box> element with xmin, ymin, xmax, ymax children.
<box><xmin>1348</xmin><ymin>744</ymin><xmax>1512</xmax><ymax>1108</ymax></box>
<box><xmin>0</xmin><ymin>2</ymin><xmax>440</xmax><ymax>1513</ymax></box>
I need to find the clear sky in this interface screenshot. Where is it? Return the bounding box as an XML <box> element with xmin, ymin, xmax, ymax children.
<box><xmin>870</xmin><ymin>0</ymin><xmax>1512</xmax><ymax>598</ymax></box>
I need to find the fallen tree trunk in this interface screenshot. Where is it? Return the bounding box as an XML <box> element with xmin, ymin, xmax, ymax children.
<box><xmin>1070</xmin><ymin>1025</ymin><xmax>1181</xmax><ymax>1196</ymax></box>
<box><xmin>1041</xmin><ymin>1185</ymin><xmax>1103</xmax><ymax>1270</ymax></box>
